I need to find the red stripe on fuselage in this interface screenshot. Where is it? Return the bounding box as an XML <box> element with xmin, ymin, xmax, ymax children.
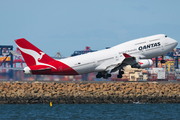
<box><xmin>30</xmin><ymin>60</ymin><xmax>79</xmax><ymax>75</ymax></box>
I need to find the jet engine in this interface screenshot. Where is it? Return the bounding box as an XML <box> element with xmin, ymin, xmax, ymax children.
<box><xmin>131</xmin><ymin>59</ymin><xmax>153</xmax><ymax>68</ymax></box>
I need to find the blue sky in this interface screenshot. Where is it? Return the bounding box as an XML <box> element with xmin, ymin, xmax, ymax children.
<box><xmin>0</xmin><ymin>0</ymin><xmax>180</xmax><ymax>57</ymax></box>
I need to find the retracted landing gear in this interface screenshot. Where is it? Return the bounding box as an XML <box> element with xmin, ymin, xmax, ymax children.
<box><xmin>117</xmin><ymin>70</ymin><xmax>124</xmax><ymax>78</ymax></box>
<box><xmin>96</xmin><ymin>72</ymin><xmax>111</xmax><ymax>79</ymax></box>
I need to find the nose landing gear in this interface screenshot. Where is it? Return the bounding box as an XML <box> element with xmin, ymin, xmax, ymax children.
<box><xmin>160</xmin><ymin>56</ymin><xmax>166</xmax><ymax>63</ymax></box>
<box><xmin>161</xmin><ymin>60</ymin><xmax>166</xmax><ymax>63</ymax></box>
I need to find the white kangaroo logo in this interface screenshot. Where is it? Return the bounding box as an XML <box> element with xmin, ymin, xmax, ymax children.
<box><xmin>17</xmin><ymin>45</ymin><xmax>57</xmax><ymax>70</ymax></box>
<box><xmin>38</xmin><ymin>52</ymin><xmax>45</xmax><ymax>61</ymax></box>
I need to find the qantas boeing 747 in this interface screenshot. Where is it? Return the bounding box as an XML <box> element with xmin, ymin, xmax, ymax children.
<box><xmin>15</xmin><ymin>34</ymin><xmax>178</xmax><ymax>79</ymax></box>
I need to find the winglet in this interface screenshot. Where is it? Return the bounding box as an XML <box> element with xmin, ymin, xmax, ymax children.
<box><xmin>123</xmin><ymin>53</ymin><xmax>131</xmax><ymax>58</ymax></box>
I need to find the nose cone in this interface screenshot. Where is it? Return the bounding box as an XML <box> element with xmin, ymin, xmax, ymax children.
<box><xmin>168</xmin><ymin>37</ymin><xmax>178</xmax><ymax>48</ymax></box>
<box><xmin>172</xmin><ymin>38</ymin><xmax>178</xmax><ymax>48</ymax></box>
<box><xmin>173</xmin><ymin>39</ymin><xmax>178</xmax><ymax>47</ymax></box>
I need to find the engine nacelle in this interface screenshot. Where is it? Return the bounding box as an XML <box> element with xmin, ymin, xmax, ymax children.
<box><xmin>131</xmin><ymin>59</ymin><xmax>153</xmax><ymax>68</ymax></box>
<box><xmin>23</xmin><ymin>67</ymin><xmax>32</xmax><ymax>74</ymax></box>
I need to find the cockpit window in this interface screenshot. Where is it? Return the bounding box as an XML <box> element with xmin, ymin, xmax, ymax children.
<box><xmin>165</xmin><ymin>35</ymin><xmax>167</xmax><ymax>37</ymax></box>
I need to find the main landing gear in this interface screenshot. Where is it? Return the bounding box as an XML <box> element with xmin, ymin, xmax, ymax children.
<box><xmin>96</xmin><ymin>69</ymin><xmax>125</xmax><ymax>79</ymax></box>
<box><xmin>117</xmin><ymin>70</ymin><xmax>124</xmax><ymax>78</ymax></box>
<box><xmin>96</xmin><ymin>72</ymin><xmax>111</xmax><ymax>79</ymax></box>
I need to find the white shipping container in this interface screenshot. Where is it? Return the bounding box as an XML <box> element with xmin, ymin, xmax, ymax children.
<box><xmin>175</xmin><ymin>69</ymin><xmax>180</xmax><ymax>76</ymax></box>
<box><xmin>148</xmin><ymin>70</ymin><xmax>155</xmax><ymax>74</ymax></box>
<box><xmin>176</xmin><ymin>69</ymin><xmax>180</xmax><ymax>72</ymax></box>
<box><xmin>153</xmin><ymin>68</ymin><xmax>163</xmax><ymax>73</ymax></box>
<box><xmin>157</xmin><ymin>70</ymin><xmax>165</xmax><ymax>79</ymax></box>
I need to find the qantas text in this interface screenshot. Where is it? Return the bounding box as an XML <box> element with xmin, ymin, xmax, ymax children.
<box><xmin>138</xmin><ymin>42</ymin><xmax>161</xmax><ymax>50</ymax></box>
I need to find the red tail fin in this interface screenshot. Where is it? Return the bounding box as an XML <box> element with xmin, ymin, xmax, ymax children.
<box><xmin>15</xmin><ymin>38</ymin><xmax>55</xmax><ymax>67</ymax></box>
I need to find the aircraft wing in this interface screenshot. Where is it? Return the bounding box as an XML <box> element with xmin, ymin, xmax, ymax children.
<box><xmin>105</xmin><ymin>53</ymin><xmax>137</xmax><ymax>73</ymax></box>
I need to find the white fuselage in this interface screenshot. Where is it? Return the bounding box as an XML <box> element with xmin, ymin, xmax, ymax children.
<box><xmin>59</xmin><ymin>34</ymin><xmax>178</xmax><ymax>74</ymax></box>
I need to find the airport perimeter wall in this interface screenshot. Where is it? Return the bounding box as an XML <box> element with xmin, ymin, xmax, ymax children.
<box><xmin>0</xmin><ymin>82</ymin><xmax>180</xmax><ymax>104</ymax></box>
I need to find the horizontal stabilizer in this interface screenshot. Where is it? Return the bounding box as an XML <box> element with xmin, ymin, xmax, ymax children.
<box><xmin>31</xmin><ymin>68</ymin><xmax>52</xmax><ymax>73</ymax></box>
<box><xmin>2</xmin><ymin>67</ymin><xmax>24</xmax><ymax>70</ymax></box>
<box><xmin>10</xmin><ymin>50</ymin><xmax>22</xmax><ymax>57</ymax></box>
